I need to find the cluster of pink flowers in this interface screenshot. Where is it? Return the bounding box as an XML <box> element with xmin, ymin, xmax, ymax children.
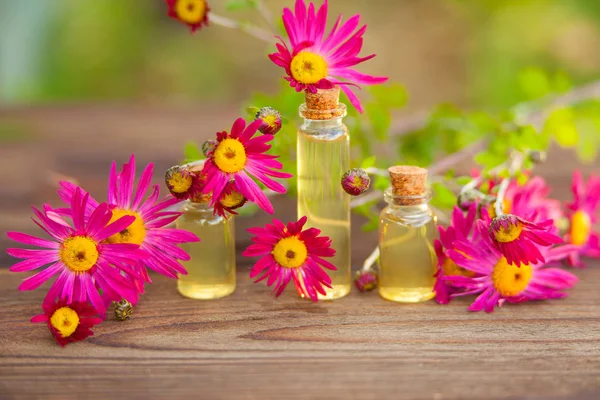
<box><xmin>7</xmin><ymin>155</ymin><xmax>200</xmax><ymax>346</ymax></box>
<box><xmin>435</xmin><ymin>171</ymin><xmax>599</xmax><ymax>312</ymax></box>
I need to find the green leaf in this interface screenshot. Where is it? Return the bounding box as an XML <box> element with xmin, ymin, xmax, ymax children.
<box><xmin>360</xmin><ymin>156</ymin><xmax>376</xmax><ymax>169</ymax></box>
<box><xmin>431</xmin><ymin>182</ymin><xmax>456</xmax><ymax>209</ymax></box>
<box><xmin>225</xmin><ymin>0</ymin><xmax>258</xmax><ymax>11</ymax></box>
<box><xmin>518</xmin><ymin>67</ymin><xmax>550</xmax><ymax>100</ymax></box>
<box><xmin>544</xmin><ymin>108</ymin><xmax>578</xmax><ymax>148</ymax></box>
<box><xmin>183</xmin><ymin>141</ymin><xmax>203</xmax><ymax>163</ymax></box>
<box><xmin>455</xmin><ymin>176</ymin><xmax>473</xmax><ymax>186</ymax></box>
<box><xmin>369</xmin><ymin>83</ymin><xmax>408</xmax><ymax>109</ymax></box>
<box><xmin>373</xmin><ymin>175</ymin><xmax>389</xmax><ymax>192</ymax></box>
<box><xmin>575</xmin><ymin>117</ymin><xmax>600</xmax><ymax>162</ymax></box>
<box><xmin>365</xmin><ymin>103</ymin><xmax>391</xmax><ymax>140</ymax></box>
<box><xmin>361</xmin><ymin>217</ymin><xmax>379</xmax><ymax>232</ymax></box>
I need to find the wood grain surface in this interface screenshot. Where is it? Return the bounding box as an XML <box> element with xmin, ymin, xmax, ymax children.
<box><xmin>0</xmin><ymin>107</ymin><xmax>599</xmax><ymax>399</ymax></box>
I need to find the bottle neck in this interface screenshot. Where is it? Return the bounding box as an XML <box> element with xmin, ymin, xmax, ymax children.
<box><xmin>183</xmin><ymin>200</ymin><xmax>213</xmax><ymax>213</ymax></box>
<box><xmin>383</xmin><ymin>187</ymin><xmax>432</xmax><ymax>217</ymax></box>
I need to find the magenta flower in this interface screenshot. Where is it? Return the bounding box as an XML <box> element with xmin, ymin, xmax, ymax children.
<box><xmin>255</xmin><ymin>107</ymin><xmax>282</xmax><ymax>135</ymax></box>
<box><xmin>433</xmin><ymin>204</ymin><xmax>479</xmax><ymax>304</ymax></box>
<box><xmin>488</xmin><ymin>214</ymin><xmax>562</xmax><ymax>266</ymax></box>
<box><xmin>341</xmin><ymin>168</ymin><xmax>370</xmax><ymax>196</ymax></box>
<box><xmin>213</xmin><ymin>181</ymin><xmax>248</xmax><ymax>218</ymax></box>
<box><xmin>166</xmin><ymin>0</ymin><xmax>210</xmax><ymax>33</ymax></box>
<box><xmin>268</xmin><ymin>0</ymin><xmax>388</xmax><ymax>112</ymax></box>
<box><xmin>7</xmin><ymin>188</ymin><xmax>143</xmax><ymax>315</ymax></box>
<box><xmin>564</xmin><ymin>171</ymin><xmax>600</xmax><ymax>266</ymax></box>
<box><xmin>446</xmin><ymin>220</ymin><xmax>578</xmax><ymax>313</ymax></box>
<box><xmin>354</xmin><ymin>269</ymin><xmax>377</xmax><ymax>292</ymax></box>
<box><xmin>242</xmin><ymin>216</ymin><xmax>336</xmax><ymax>301</ymax></box>
<box><xmin>202</xmin><ymin>118</ymin><xmax>292</xmax><ymax>214</ymax></box>
<box><xmin>506</xmin><ymin>176</ymin><xmax>563</xmax><ymax>223</ymax></box>
<box><xmin>58</xmin><ymin>155</ymin><xmax>200</xmax><ymax>297</ymax></box>
<box><xmin>165</xmin><ymin>165</ymin><xmax>204</xmax><ymax>201</ymax></box>
<box><xmin>31</xmin><ymin>300</ymin><xmax>102</xmax><ymax>347</ymax></box>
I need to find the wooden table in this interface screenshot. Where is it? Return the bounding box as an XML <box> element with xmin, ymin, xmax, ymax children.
<box><xmin>1</xmin><ymin>106</ymin><xmax>599</xmax><ymax>399</ymax></box>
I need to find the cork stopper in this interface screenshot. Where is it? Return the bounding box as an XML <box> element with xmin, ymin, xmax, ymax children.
<box><xmin>187</xmin><ymin>161</ymin><xmax>212</xmax><ymax>203</ymax></box>
<box><xmin>388</xmin><ymin>165</ymin><xmax>428</xmax><ymax>205</ymax></box>
<box><xmin>301</xmin><ymin>86</ymin><xmax>346</xmax><ymax>120</ymax></box>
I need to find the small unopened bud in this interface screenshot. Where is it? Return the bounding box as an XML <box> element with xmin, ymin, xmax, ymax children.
<box><xmin>341</xmin><ymin>168</ymin><xmax>371</xmax><ymax>196</ymax></box>
<box><xmin>354</xmin><ymin>269</ymin><xmax>378</xmax><ymax>292</ymax></box>
<box><xmin>528</xmin><ymin>150</ymin><xmax>546</xmax><ymax>164</ymax></box>
<box><xmin>202</xmin><ymin>140</ymin><xmax>218</xmax><ymax>157</ymax></box>
<box><xmin>255</xmin><ymin>107</ymin><xmax>282</xmax><ymax>135</ymax></box>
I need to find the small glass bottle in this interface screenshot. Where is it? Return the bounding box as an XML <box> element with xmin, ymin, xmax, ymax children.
<box><xmin>297</xmin><ymin>87</ymin><xmax>351</xmax><ymax>300</ymax></box>
<box><xmin>378</xmin><ymin>166</ymin><xmax>437</xmax><ymax>303</ymax></box>
<box><xmin>176</xmin><ymin>193</ymin><xmax>236</xmax><ymax>300</ymax></box>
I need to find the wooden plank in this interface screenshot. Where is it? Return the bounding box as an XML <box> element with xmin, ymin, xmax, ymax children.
<box><xmin>0</xmin><ymin>260</ymin><xmax>599</xmax><ymax>399</ymax></box>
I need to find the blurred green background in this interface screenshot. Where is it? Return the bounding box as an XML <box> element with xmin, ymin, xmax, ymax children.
<box><xmin>2</xmin><ymin>0</ymin><xmax>600</xmax><ymax>110</ymax></box>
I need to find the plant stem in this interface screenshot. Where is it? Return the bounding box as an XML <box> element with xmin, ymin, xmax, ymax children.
<box><xmin>362</xmin><ymin>246</ymin><xmax>380</xmax><ymax>272</ymax></box>
<box><xmin>494</xmin><ymin>178</ymin><xmax>510</xmax><ymax>217</ymax></box>
<box><xmin>256</xmin><ymin>0</ymin><xmax>276</xmax><ymax>31</ymax></box>
<box><xmin>351</xmin><ymin>190</ymin><xmax>382</xmax><ymax>208</ymax></box>
<box><xmin>210</xmin><ymin>14</ymin><xmax>273</xmax><ymax>42</ymax></box>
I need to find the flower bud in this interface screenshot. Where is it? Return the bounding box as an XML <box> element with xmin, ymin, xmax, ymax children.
<box><xmin>341</xmin><ymin>168</ymin><xmax>371</xmax><ymax>196</ymax></box>
<box><xmin>255</xmin><ymin>107</ymin><xmax>282</xmax><ymax>135</ymax></box>
<box><xmin>354</xmin><ymin>269</ymin><xmax>378</xmax><ymax>292</ymax></box>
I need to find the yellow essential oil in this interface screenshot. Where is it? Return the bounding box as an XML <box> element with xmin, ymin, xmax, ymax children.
<box><xmin>378</xmin><ymin>166</ymin><xmax>437</xmax><ymax>303</ymax></box>
<box><xmin>297</xmin><ymin>90</ymin><xmax>351</xmax><ymax>300</ymax></box>
<box><xmin>176</xmin><ymin>201</ymin><xmax>236</xmax><ymax>299</ymax></box>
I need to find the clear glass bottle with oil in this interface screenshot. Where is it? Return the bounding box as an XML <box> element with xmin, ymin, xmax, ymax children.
<box><xmin>297</xmin><ymin>88</ymin><xmax>351</xmax><ymax>300</ymax></box>
<box><xmin>378</xmin><ymin>167</ymin><xmax>437</xmax><ymax>302</ymax></box>
<box><xmin>176</xmin><ymin>200</ymin><xmax>236</xmax><ymax>299</ymax></box>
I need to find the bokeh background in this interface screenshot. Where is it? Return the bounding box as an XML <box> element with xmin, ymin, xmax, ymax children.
<box><xmin>1</xmin><ymin>0</ymin><xmax>599</xmax><ymax>263</ymax></box>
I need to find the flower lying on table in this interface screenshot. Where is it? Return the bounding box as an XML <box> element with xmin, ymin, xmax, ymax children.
<box><xmin>243</xmin><ymin>216</ymin><xmax>336</xmax><ymax>301</ymax></box>
<box><xmin>7</xmin><ymin>154</ymin><xmax>200</xmax><ymax>346</ymax></box>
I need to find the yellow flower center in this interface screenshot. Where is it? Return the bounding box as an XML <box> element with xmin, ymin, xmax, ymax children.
<box><xmin>60</xmin><ymin>236</ymin><xmax>99</xmax><ymax>273</ymax></box>
<box><xmin>174</xmin><ymin>0</ymin><xmax>207</xmax><ymax>24</ymax></box>
<box><xmin>290</xmin><ymin>51</ymin><xmax>328</xmax><ymax>84</ymax></box>
<box><xmin>220</xmin><ymin>189</ymin><xmax>246</xmax><ymax>208</ymax></box>
<box><xmin>50</xmin><ymin>307</ymin><xmax>80</xmax><ymax>338</ymax></box>
<box><xmin>442</xmin><ymin>257</ymin><xmax>475</xmax><ymax>278</ymax></box>
<box><xmin>104</xmin><ymin>209</ymin><xmax>146</xmax><ymax>246</ymax></box>
<box><xmin>213</xmin><ymin>138</ymin><xmax>247</xmax><ymax>173</ymax></box>
<box><xmin>491</xmin><ymin>257</ymin><xmax>533</xmax><ymax>297</ymax></box>
<box><xmin>168</xmin><ymin>171</ymin><xmax>193</xmax><ymax>194</ymax></box>
<box><xmin>262</xmin><ymin>114</ymin><xmax>278</xmax><ymax>128</ymax></box>
<box><xmin>488</xmin><ymin>199</ymin><xmax>512</xmax><ymax>219</ymax></box>
<box><xmin>570</xmin><ymin>210</ymin><xmax>591</xmax><ymax>246</ymax></box>
<box><xmin>493</xmin><ymin>220</ymin><xmax>523</xmax><ymax>243</ymax></box>
<box><xmin>272</xmin><ymin>237</ymin><xmax>308</xmax><ymax>268</ymax></box>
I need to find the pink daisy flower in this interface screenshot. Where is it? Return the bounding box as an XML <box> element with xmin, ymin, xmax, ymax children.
<box><xmin>242</xmin><ymin>216</ymin><xmax>336</xmax><ymax>301</ymax></box>
<box><xmin>504</xmin><ymin>176</ymin><xmax>563</xmax><ymax>223</ymax></box>
<box><xmin>564</xmin><ymin>171</ymin><xmax>600</xmax><ymax>266</ymax></box>
<box><xmin>58</xmin><ymin>155</ymin><xmax>200</xmax><ymax>297</ymax></box>
<box><xmin>446</xmin><ymin>220</ymin><xmax>578</xmax><ymax>313</ymax></box>
<box><xmin>268</xmin><ymin>0</ymin><xmax>388</xmax><ymax>112</ymax></box>
<box><xmin>434</xmin><ymin>203</ymin><xmax>479</xmax><ymax>304</ymax></box>
<box><xmin>166</xmin><ymin>0</ymin><xmax>210</xmax><ymax>33</ymax></box>
<box><xmin>165</xmin><ymin>165</ymin><xmax>205</xmax><ymax>201</ymax></box>
<box><xmin>488</xmin><ymin>213</ymin><xmax>562</xmax><ymax>266</ymax></box>
<box><xmin>7</xmin><ymin>188</ymin><xmax>143</xmax><ymax>315</ymax></box>
<box><xmin>31</xmin><ymin>300</ymin><xmax>102</xmax><ymax>347</ymax></box>
<box><xmin>202</xmin><ymin>118</ymin><xmax>292</xmax><ymax>214</ymax></box>
<box><xmin>213</xmin><ymin>181</ymin><xmax>248</xmax><ymax>218</ymax></box>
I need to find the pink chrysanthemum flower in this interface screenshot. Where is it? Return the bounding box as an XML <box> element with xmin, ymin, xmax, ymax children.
<box><xmin>268</xmin><ymin>0</ymin><xmax>388</xmax><ymax>112</ymax></box>
<box><xmin>166</xmin><ymin>0</ymin><xmax>210</xmax><ymax>33</ymax></box>
<box><xmin>354</xmin><ymin>269</ymin><xmax>377</xmax><ymax>292</ymax></box>
<box><xmin>202</xmin><ymin>118</ymin><xmax>292</xmax><ymax>214</ymax></box>
<box><xmin>242</xmin><ymin>216</ymin><xmax>336</xmax><ymax>301</ymax></box>
<box><xmin>213</xmin><ymin>181</ymin><xmax>248</xmax><ymax>218</ymax></box>
<box><xmin>434</xmin><ymin>204</ymin><xmax>479</xmax><ymax>304</ymax></box>
<box><xmin>165</xmin><ymin>165</ymin><xmax>204</xmax><ymax>201</ymax></box>
<box><xmin>502</xmin><ymin>176</ymin><xmax>563</xmax><ymax>223</ymax></box>
<box><xmin>341</xmin><ymin>168</ymin><xmax>370</xmax><ymax>196</ymax></box>
<box><xmin>564</xmin><ymin>171</ymin><xmax>600</xmax><ymax>266</ymax></box>
<box><xmin>446</xmin><ymin>220</ymin><xmax>578</xmax><ymax>313</ymax></box>
<box><xmin>31</xmin><ymin>300</ymin><xmax>102</xmax><ymax>347</ymax></box>
<box><xmin>7</xmin><ymin>188</ymin><xmax>143</xmax><ymax>315</ymax></box>
<box><xmin>58</xmin><ymin>155</ymin><xmax>200</xmax><ymax>297</ymax></box>
<box><xmin>488</xmin><ymin>213</ymin><xmax>562</xmax><ymax>266</ymax></box>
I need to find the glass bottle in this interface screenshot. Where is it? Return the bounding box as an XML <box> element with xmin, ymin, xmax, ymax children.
<box><xmin>378</xmin><ymin>166</ymin><xmax>437</xmax><ymax>302</ymax></box>
<box><xmin>176</xmin><ymin>199</ymin><xmax>236</xmax><ymax>300</ymax></box>
<box><xmin>297</xmin><ymin>87</ymin><xmax>351</xmax><ymax>300</ymax></box>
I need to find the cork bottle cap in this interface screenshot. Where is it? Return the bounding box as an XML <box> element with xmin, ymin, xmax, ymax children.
<box><xmin>302</xmin><ymin>86</ymin><xmax>345</xmax><ymax>120</ymax></box>
<box><xmin>388</xmin><ymin>165</ymin><xmax>428</xmax><ymax>205</ymax></box>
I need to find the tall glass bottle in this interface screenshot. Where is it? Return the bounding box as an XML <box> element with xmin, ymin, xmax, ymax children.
<box><xmin>297</xmin><ymin>87</ymin><xmax>351</xmax><ymax>300</ymax></box>
<box><xmin>378</xmin><ymin>166</ymin><xmax>437</xmax><ymax>303</ymax></box>
<box><xmin>176</xmin><ymin>197</ymin><xmax>236</xmax><ymax>300</ymax></box>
